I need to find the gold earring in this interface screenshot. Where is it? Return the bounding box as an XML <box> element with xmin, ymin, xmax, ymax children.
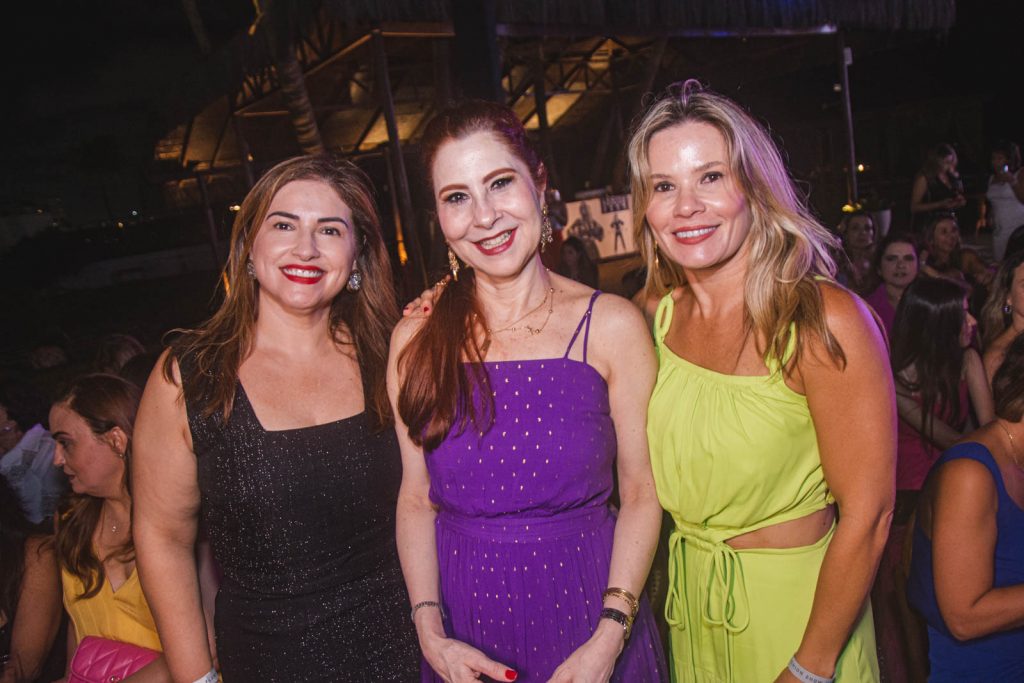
<box><xmin>448</xmin><ymin>246</ymin><xmax>460</xmax><ymax>281</ymax></box>
<box><xmin>541</xmin><ymin>204</ymin><xmax>553</xmax><ymax>250</ymax></box>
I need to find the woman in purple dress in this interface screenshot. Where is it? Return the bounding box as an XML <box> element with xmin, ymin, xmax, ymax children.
<box><xmin>388</xmin><ymin>100</ymin><xmax>667</xmax><ymax>683</ymax></box>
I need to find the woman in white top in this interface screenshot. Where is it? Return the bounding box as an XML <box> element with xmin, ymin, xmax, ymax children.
<box><xmin>984</xmin><ymin>140</ymin><xmax>1024</xmax><ymax>261</ymax></box>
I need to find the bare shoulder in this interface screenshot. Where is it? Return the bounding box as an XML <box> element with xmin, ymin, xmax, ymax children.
<box><xmin>815</xmin><ymin>280</ymin><xmax>880</xmax><ymax>342</ymax></box>
<box><xmin>24</xmin><ymin>534</ymin><xmax>56</xmax><ymax>566</ymax></box>
<box><xmin>934</xmin><ymin>455</ymin><xmax>998</xmax><ymax>502</ymax></box>
<box><xmin>589</xmin><ymin>290</ymin><xmax>651</xmax><ymax>345</ymax></box>
<box><xmin>390</xmin><ymin>313</ymin><xmax>428</xmax><ymax>355</ymax></box>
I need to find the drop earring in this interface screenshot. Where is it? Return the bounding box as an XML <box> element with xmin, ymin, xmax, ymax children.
<box><xmin>246</xmin><ymin>260</ymin><xmax>256</xmax><ymax>278</ymax></box>
<box><xmin>448</xmin><ymin>246</ymin><xmax>460</xmax><ymax>281</ymax></box>
<box><xmin>347</xmin><ymin>269</ymin><xmax>362</xmax><ymax>292</ymax></box>
<box><xmin>540</xmin><ymin>204</ymin><xmax>553</xmax><ymax>250</ymax></box>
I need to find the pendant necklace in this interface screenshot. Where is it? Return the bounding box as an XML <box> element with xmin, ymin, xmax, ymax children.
<box><xmin>479</xmin><ymin>282</ymin><xmax>556</xmax><ymax>358</ymax></box>
<box><xmin>998</xmin><ymin>420</ymin><xmax>1023</xmax><ymax>468</ymax></box>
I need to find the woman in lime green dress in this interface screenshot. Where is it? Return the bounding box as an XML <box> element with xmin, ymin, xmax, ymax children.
<box><xmin>628</xmin><ymin>81</ymin><xmax>895</xmax><ymax>682</ymax></box>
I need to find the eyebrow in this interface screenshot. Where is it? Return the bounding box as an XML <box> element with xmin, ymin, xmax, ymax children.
<box><xmin>51</xmin><ymin>430</ymin><xmax>69</xmax><ymax>439</ymax></box>
<box><xmin>650</xmin><ymin>161</ymin><xmax>725</xmax><ymax>178</ymax></box>
<box><xmin>266</xmin><ymin>211</ymin><xmax>350</xmax><ymax>228</ymax></box>
<box><xmin>437</xmin><ymin>167</ymin><xmax>519</xmax><ymax>197</ymax></box>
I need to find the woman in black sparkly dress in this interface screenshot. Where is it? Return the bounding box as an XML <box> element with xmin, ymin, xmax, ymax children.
<box><xmin>131</xmin><ymin>156</ymin><xmax>420</xmax><ymax>682</ymax></box>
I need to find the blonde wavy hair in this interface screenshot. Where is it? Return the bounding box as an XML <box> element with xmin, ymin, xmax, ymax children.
<box><xmin>627</xmin><ymin>79</ymin><xmax>845</xmax><ymax>367</ymax></box>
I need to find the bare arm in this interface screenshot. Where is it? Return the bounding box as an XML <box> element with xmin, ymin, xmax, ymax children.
<box><xmin>964</xmin><ymin>348</ymin><xmax>995</xmax><ymax>426</ymax></box>
<box><xmin>387</xmin><ymin>320</ymin><xmax>512</xmax><ymax>683</ymax></box>
<box><xmin>931</xmin><ymin>458</ymin><xmax>1024</xmax><ymax>639</ymax></box>
<box><xmin>549</xmin><ymin>296</ymin><xmax>661</xmax><ymax>682</ymax></box>
<box><xmin>790</xmin><ymin>286</ymin><xmax>896</xmax><ymax>678</ymax></box>
<box><xmin>3</xmin><ymin>537</ymin><xmax>61</xmax><ymax>683</ymax></box>
<box><xmin>895</xmin><ymin>391</ymin><xmax>969</xmax><ymax>451</ymax></box>
<box><xmin>910</xmin><ymin>174</ymin><xmax>964</xmax><ymax>214</ymax></box>
<box><xmin>133</xmin><ymin>350</ymin><xmax>212</xmax><ymax>682</ymax></box>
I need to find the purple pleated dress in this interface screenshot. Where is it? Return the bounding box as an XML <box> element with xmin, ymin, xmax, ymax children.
<box><xmin>424</xmin><ymin>292</ymin><xmax>667</xmax><ymax>682</ymax></box>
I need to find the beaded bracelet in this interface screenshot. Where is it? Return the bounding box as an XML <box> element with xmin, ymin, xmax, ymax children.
<box><xmin>787</xmin><ymin>656</ymin><xmax>835</xmax><ymax>683</ymax></box>
<box><xmin>602</xmin><ymin>587</ymin><xmax>639</xmax><ymax>619</ymax></box>
<box><xmin>599</xmin><ymin>607</ymin><xmax>633</xmax><ymax>640</ymax></box>
<box><xmin>410</xmin><ymin>600</ymin><xmax>445</xmax><ymax>622</ymax></box>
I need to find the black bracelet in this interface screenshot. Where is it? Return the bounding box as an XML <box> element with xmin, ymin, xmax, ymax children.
<box><xmin>599</xmin><ymin>607</ymin><xmax>633</xmax><ymax>640</ymax></box>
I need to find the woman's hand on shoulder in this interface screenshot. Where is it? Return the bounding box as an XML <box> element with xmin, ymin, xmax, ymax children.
<box><xmin>401</xmin><ymin>276</ymin><xmax>451</xmax><ymax>317</ymax></box>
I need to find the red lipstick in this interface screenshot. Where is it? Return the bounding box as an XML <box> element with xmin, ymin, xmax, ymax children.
<box><xmin>280</xmin><ymin>264</ymin><xmax>325</xmax><ymax>284</ymax></box>
<box><xmin>473</xmin><ymin>228</ymin><xmax>517</xmax><ymax>256</ymax></box>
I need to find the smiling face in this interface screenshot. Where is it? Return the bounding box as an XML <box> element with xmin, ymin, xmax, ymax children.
<box><xmin>49</xmin><ymin>403</ymin><xmax>125</xmax><ymax>498</ymax></box>
<box><xmin>249</xmin><ymin>179</ymin><xmax>359</xmax><ymax>315</ymax></box>
<box><xmin>432</xmin><ymin>131</ymin><xmax>545</xmax><ymax>280</ymax></box>
<box><xmin>643</xmin><ymin>121</ymin><xmax>753</xmax><ymax>275</ymax></box>
<box><xmin>879</xmin><ymin>241</ymin><xmax>919</xmax><ymax>290</ymax></box>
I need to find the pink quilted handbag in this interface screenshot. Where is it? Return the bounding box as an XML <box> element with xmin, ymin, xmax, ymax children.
<box><xmin>68</xmin><ymin>635</ymin><xmax>161</xmax><ymax>683</ymax></box>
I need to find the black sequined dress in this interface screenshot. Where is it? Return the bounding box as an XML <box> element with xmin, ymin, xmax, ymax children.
<box><xmin>181</xmin><ymin>362</ymin><xmax>420</xmax><ymax>682</ymax></box>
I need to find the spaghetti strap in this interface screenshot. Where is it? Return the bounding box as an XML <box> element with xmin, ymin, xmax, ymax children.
<box><xmin>654</xmin><ymin>293</ymin><xmax>674</xmax><ymax>344</ymax></box>
<box><xmin>564</xmin><ymin>290</ymin><xmax>602</xmax><ymax>362</ymax></box>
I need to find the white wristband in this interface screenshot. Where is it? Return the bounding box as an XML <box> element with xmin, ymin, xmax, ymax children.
<box><xmin>192</xmin><ymin>667</ymin><xmax>218</xmax><ymax>683</ymax></box>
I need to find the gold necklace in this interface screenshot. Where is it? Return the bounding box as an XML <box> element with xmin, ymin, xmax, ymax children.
<box><xmin>998</xmin><ymin>420</ymin><xmax>1024</xmax><ymax>468</ymax></box>
<box><xmin>478</xmin><ymin>285</ymin><xmax>556</xmax><ymax>359</ymax></box>
<box><xmin>487</xmin><ymin>286</ymin><xmax>555</xmax><ymax>336</ymax></box>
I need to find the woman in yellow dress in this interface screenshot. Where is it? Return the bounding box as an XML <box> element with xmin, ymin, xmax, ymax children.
<box><xmin>630</xmin><ymin>81</ymin><xmax>895</xmax><ymax>682</ymax></box>
<box><xmin>51</xmin><ymin>374</ymin><xmax>170</xmax><ymax>682</ymax></box>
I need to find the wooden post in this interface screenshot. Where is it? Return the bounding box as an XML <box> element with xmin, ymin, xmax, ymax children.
<box><xmin>373</xmin><ymin>28</ymin><xmax>427</xmax><ymax>290</ymax></box>
<box><xmin>533</xmin><ymin>44</ymin><xmax>560</xmax><ymax>191</ymax></box>
<box><xmin>837</xmin><ymin>31</ymin><xmax>858</xmax><ymax>204</ymax></box>
<box><xmin>195</xmin><ymin>173</ymin><xmax>223</xmax><ymax>269</ymax></box>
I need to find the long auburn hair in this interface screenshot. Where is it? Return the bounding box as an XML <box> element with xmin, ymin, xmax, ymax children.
<box><xmin>890</xmin><ymin>277</ymin><xmax>969</xmax><ymax>438</ymax></box>
<box><xmin>627</xmin><ymin>79</ymin><xmax>844</xmax><ymax>368</ymax></box>
<box><xmin>980</xmin><ymin>249</ymin><xmax>1024</xmax><ymax>348</ymax></box>
<box><xmin>398</xmin><ymin>100</ymin><xmax>546</xmax><ymax>451</ymax></box>
<box><xmin>53</xmin><ymin>374</ymin><xmax>140</xmax><ymax>600</ymax></box>
<box><xmin>165</xmin><ymin>155</ymin><xmax>399</xmax><ymax>429</ymax></box>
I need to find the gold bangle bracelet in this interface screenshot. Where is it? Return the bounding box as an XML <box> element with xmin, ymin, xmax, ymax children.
<box><xmin>602</xmin><ymin>587</ymin><xmax>639</xmax><ymax>618</ymax></box>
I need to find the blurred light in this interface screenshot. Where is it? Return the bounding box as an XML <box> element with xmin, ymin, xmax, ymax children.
<box><xmin>856</xmin><ymin>163</ymin><xmax>865</xmax><ymax>172</ymax></box>
<box><xmin>116</xmin><ymin>221</ymin><xmax>125</xmax><ymax>229</ymax></box>
<box><xmin>832</xmin><ymin>83</ymin><xmax>841</xmax><ymax>92</ymax></box>
<box><xmin>247</xmin><ymin>154</ymin><xmax>254</xmax><ymax>161</ymax></box>
<box><xmin>841</xmin><ymin>202</ymin><xmax>863</xmax><ymax>213</ymax></box>
<box><xmin>229</xmin><ymin>204</ymin><xmax>242</xmax><ymax>212</ymax></box>
<box><xmin>131</xmin><ymin>210</ymin><xmax>138</xmax><ymax>216</ymax></box>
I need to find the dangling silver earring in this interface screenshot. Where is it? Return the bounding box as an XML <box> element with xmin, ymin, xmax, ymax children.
<box><xmin>1005</xmin><ymin>303</ymin><xmax>1013</xmax><ymax>315</ymax></box>
<box><xmin>246</xmin><ymin>260</ymin><xmax>256</xmax><ymax>278</ymax></box>
<box><xmin>540</xmin><ymin>204</ymin><xmax>553</xmax><ymax>250</ymax></box>
<box><xmin>347</xmin><ymin>269</ymin><xmax>362</xmax><ymax>292</ymax></box>
<box><xmin>448</xmin><ymin>245</ymin><xmax>460</xmax><ymax>281</ymax></box>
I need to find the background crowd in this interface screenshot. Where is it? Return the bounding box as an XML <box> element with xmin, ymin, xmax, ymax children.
<box><xmin>1</xmin><ymin>84</ymin><xmax>1023</xmax><ymax>683</ymax></box>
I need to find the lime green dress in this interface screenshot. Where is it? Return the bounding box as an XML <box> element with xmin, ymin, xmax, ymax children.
<box><xmin>647</xmin><ymin>293</ymin><xmax>878</xmax><ymax>683</ymax></box>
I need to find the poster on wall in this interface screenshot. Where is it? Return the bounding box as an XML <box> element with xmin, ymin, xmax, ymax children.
<box><xmin>563</xmin><ymin>194</ymin><xmax>635</xmax><ymax>261</ymax></box>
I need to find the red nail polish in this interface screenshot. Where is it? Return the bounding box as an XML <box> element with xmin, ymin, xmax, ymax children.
<box><xmin>505</xmin><ymin>670</ymin><xmax>517</xmax><ymax>681</ymax></box>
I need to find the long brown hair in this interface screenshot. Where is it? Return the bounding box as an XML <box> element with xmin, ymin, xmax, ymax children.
<box><xmin>165</xmin><ymin>155</ymin><xmax>399</xmax><ymax>428</ymax></box>
<box><xmin>53</xmin><ymin>374</ymin><xmax>140</xmax><ymax>600</ymax></box>
<box><xmin>398</xmin><ymin>100</ymin><xmax>546</xmax><ymax>450</ymax></box>
<box><xmin>627</xmin><ymin>79</ymin><xmax>844</xmax><ymax>368</ymax></box>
